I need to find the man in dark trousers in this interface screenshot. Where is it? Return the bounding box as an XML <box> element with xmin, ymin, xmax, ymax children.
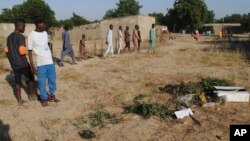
<box><xmin>58</xmin><ymin>25</ymin><xmax>77</xmax><ymax>66</ymax></box>
<box><xmin>124</xmin><ymin>26</ymin><xmax>131</xmax><ymax>52</ymax></box>
<box><xmin>4</xmin><ymin>19</ymin><xmax>36</xmax><ymax>105</ymax></box>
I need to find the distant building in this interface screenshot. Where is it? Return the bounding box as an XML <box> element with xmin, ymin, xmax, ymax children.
<box><xmin>203</xmin><ymin>23</ymin><xmax>242</xmax><ymax>35</ymax></box>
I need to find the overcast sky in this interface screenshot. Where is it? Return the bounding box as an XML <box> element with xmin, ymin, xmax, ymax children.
<box><xmin>0</xmin><ymin>0</ymin><xmax>250</xmax><ymax>21</ymax></box>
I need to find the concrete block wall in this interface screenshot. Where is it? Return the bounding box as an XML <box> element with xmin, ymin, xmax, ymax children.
<box><xmin>53</xmin><ymin>15</ymin><xmax>155</xmax><ymax>51</ymax></box>
<box><xmin>0</xmin><ymin>23</ymin><xmax>35</xmax><ymax>38</ymax></box>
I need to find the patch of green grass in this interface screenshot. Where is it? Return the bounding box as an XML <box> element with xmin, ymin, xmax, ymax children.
<box><xmin>89</xmin><ymin>111</ymin><xmax>119</xmax><ymax>128</ymax></box>
<box><xmin>124</xmin><ymin>94</ymin><xmax>171</xmax><ymax>119</ymax></box>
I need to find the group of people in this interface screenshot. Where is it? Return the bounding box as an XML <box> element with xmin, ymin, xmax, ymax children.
<box><xmin>103</xmin><ymin>23</ymin><xmax>156</xmax><ymax>58</ymax></box>
<box><xmin>4</xmin><ymin>18</ymin><xmax>156</xmax><ymax>107</ymax></box>
<box><xmin>5</xmin><ymin>19</ymin><xmax>59</xmax><ymax>106</ymax></box>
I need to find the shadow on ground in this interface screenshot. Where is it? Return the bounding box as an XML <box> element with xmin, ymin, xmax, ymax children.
<box><xmin>0</xmin><ymin>120</ymin><xmax>12</xmax><ymax>141</ymax></box>
<box><xmin>5</xmin><ymin>71</ymin><xmax>39</xmax><ymax>102</ymax></box>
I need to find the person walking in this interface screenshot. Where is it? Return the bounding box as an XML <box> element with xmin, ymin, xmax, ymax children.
<box><xmin>124</xmin><ymin>26</ymin><xmax>131</xmax><ymax>52</ymax></box>
<box><xmin>28</xmin><ymin>18</ymin><xmax>60</xmax><ymax>107</ymax></box>
<box><xmin>149</xmin><ymin>24</ymin><xmax>156</xmax><ymax>52</ymax></box>
<box><xmin>137</xmin><ymin>25</ymin><xmax>142</xmax><ymax>52</ymax></box>
<box><xmin>103</xmin><ymin>24</ymin><xmax>114</xmax><ymax>58</ymax></box>
<box><xmin>4</xmin><ymin>19</ymin><xmax>36</xmax><ymax>105</ymax></box>
<box><xmin>79</xmin><ymin>34</ymin><xmax>87</xmax><ymax>60</ymax></box>
<box><xmin>117</xmin><ymin>26</ymin><xmax>123</xmax><ymax>54</ymax></box>
<box><xmin>58</xmin><ymin>25</ymin><xmax>77</xmax><ymax>66</ymax></box>
<box><xmin>132</xmin><ymin>25</ymin><xmax>139</xmax><ymax>52</ymax></box>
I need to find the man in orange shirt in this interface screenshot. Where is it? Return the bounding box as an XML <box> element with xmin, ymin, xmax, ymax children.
<box><xmin>5</xmin><ymin>20</ymin><xmax>36</xmax><ymax>105</ymax></box>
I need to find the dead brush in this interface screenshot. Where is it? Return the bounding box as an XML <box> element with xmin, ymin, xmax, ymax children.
<box><xmin>74</xmin><ymin>111</ymin><xmax>120</xmax><ymax>129</ymax></box>
<box><xmin>124</xmin><ymin>94</ymin><xmax>171</xmax><ymax>119</ymax></box>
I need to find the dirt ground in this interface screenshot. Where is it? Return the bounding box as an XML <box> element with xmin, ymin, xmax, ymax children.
<box><xmin>0</xmin><ymin>35</ymin><xmax>250</xmax><ymax>141</ymax></box>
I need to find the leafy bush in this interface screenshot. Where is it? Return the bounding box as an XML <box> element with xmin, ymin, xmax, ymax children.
<box><xmin>124</xmin><ymin>94</ymin><xmax>171</xmax><ymax>119</ymax></box>
<box><xmin>124</xmin><ymin>103</ymin><xmax>170</xmax><ymax>119</ymax></box>
<box><xmin>159</xmin><ymin>77</ymin><xmax>233</xmax><ymax>95</ymax></box>
<box><xmin>159</xmin><ymin>82</ymin><xmax>202</xmax><ymax>95</ymax></box>
<box><xmin>200</xmin><ymin>77</ymin><xmax>233</xmax><ymax>94</ymax></box>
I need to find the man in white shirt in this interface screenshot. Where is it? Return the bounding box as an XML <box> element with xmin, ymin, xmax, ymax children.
<box><xmin>103</xmin><ymin>24</ymin><xmax>114</xmax><ymax>58</ymax></box>
<box><xmin>28</xmin><ymin>18</ymin><xmax>60</xmax><ymax>107</ymax></box>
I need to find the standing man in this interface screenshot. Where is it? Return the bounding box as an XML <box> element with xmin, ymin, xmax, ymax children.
<box><xmin>4</xmin><ymin>20</ymin><xmax>36</xmax><ymax>105</ymax></box>
<box><xmin>103</xmin><ymin>24</ymin><xmax>114</xmax><ymax>58</ymax></box>
<box><xmin>58</xmin><ymin>25</ymin><xmax>77</xmax><ymax>66</ymax></box>
<box><xmin>124</xmin><ymin>26</ymin><xmax>131</xmax><ymax>52</ymax></box>
<box><xmin>149</xmin><ymin>24</ymin><xmax>156</xmax><ymax>51</ymax></box>
<box><xmin>132</xmin><ymin>25</ymin><xmax>139</xmax><ymax>52</ymax></box>
<box><xmin>137</xmin><ymin>25</ymin><xmax>142</xmax><ymax>52</ymax></box>
<box><xmin>117</xmin><ymin>26</ymin><xmax>123</xmax><ymax>54</ymax></box>
<box><xmin>28</xmin><ymin>18</ymin><xmax>60</xmax><ymax>107</ymax></box>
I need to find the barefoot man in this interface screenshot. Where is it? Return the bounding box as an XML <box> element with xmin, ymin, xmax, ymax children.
<box><xmin>4</xmin><ymin>19</ymin><xmax>36</xmax><ymax>105</ymax></box>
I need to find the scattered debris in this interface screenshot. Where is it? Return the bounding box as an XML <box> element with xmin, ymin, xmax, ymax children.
<box><xmin>198</xmin><ymin>93</ymin><xmax>207</xmax><ymax>104</ymax></box>
<box><xmin>202</xmin><ymin>102</ymin><xmax>218</xmax><ymax>108</ymax></box>
<box><xmin>214</xmin><ymin>86</ymin><xmax>250</xmax><ymax>102</ymax></box>
<box><xmin>78</xmin><ymin>130</ymin><xmax>96</xmax><ymax>139</ymax></box>
<box><xmin>189</xmin><ymin>114</ymin><xmax>202</xmax><ymax>126</ymax></box>
<box><xmin>176</xmin><ymin>94</ymin><xmax>198</xmax><ymax>107</ymax></box>
<box><xmin>174</xmin><ymin>108</ymin><xmax>193</xmax><ymax>119</ymax></box>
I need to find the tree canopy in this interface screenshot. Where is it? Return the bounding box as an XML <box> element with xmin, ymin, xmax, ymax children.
<box><xmin>165</xmin><ymin>0</ymin><xmax>214</xmax><ymax>32</ymax></box>
<box><xmin>103</xmin><ymin>0</ymin><xmax>142</xmax><ymax>19</ymax></box>
<box><xmin>0</xmin><ymin>0</ymin><xmax>57</xmax><ymax>28</ymax></box>
<box><xmin>148</xmin><ymin>12</ymin><xmax>165</xmax><ymax>25</ymax></box>
<box><xmin>59</xmin><ymin>12</ymin><xmax>90</xmax><ymax>29</ymax></box>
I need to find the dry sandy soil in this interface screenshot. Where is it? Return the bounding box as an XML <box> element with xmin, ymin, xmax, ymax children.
<box><xmin>0</xmin><ymin>35</ymin><xmax>250</xmax><ymax>141</ymax></box>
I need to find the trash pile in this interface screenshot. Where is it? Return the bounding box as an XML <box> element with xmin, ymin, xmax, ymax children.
<box><xmin>159</xmin><ymin>77</ymin><xmax>249</xmax><ymax>119</ymax></box>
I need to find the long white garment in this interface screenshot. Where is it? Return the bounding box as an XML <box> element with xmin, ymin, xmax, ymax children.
<box><xmin>106</xmin><ymin>29</ymin><xmax>113</xmax><ymax>46</ymax></box>
<box><xmin>118</xmin><ymin>29</ymin><xmax>123</xmax><ymax>49</ymax></box>
<box><xmin>104</xmin><ymin>29</ymin><xmax>114</xmax><ymax>57</ymax></box>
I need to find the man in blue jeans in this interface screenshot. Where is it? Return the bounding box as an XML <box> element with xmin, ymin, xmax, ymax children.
<box><xmin>28</xmin><ymin>18</ymin><xmax>60</xmax><ymax>107</ymax></box>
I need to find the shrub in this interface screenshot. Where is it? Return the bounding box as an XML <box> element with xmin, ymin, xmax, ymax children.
<box><xmin>124</xmin><ymin>94</ymin><xmax>171</xmax><ymax>119</ymax></box>
<box><xmin>200</xmin><ymin>77</ymin><xmax>233</xmax><ymax>94</ymax></box>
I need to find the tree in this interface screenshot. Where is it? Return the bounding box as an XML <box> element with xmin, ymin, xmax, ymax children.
<box><xmin>0</xmin><ymin>0</ymin><xmax>57</xmax><ymax>28</ymax></box>
<box><xmin>224</xmin><ymin>14</ymin><xmax>242</xmax><ymax>23</ymax></box>
<box><xmin>70</xmin><ymin>13</ymin><xmax>90</xmax><ymax>26</ymax></box>
<box><xmin>148</xmin><ymin>12</ymin><xmax>165</xmax><ymax>25</ymax></box>
<box><xmin>103</xmin><ymin>0</ymin><xmax>142</xmax><ymax>19</ymax></box>
<box><xmin>165</xmin><ymin>0</ymin><xmax>211</xmax><ymax>32</ymax></box>
<box><xmin>206</xmin><ymin>10</ymin><xmax>215</xmax><ymax>23</ymax></box>
<box><xmin>0</xmin><ymin>8</ymin><xmax>13</xmax><ymax>22</ymax></box>
<box><xmin>59</xmin><ymin>12</ymin><xmax>90</xmax><ymax>28</ymax></box>
<box><xmin>241</xmin><ymin>13</ymin><xmax>250</xmax><ymax>32</ymax></box>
